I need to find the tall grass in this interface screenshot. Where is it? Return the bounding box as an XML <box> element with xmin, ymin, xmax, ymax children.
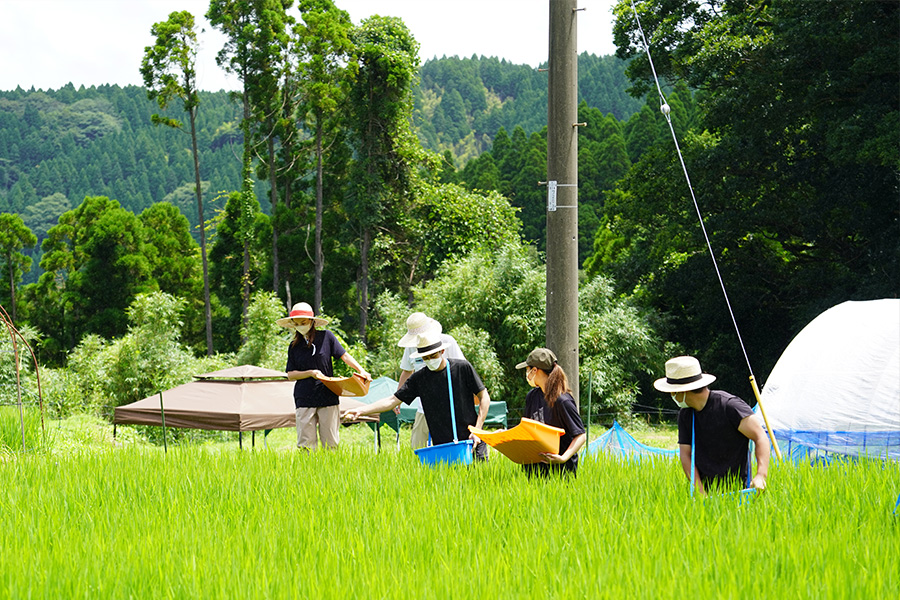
<box><xmin>0</xmin><ymin>405</ymin><xmax>50</xmax><ymax>453</ymax></box>
<box><xmin>0</xmin><ymin>448</ymin><xmax>897</xmax><ymax>598</ymax></box>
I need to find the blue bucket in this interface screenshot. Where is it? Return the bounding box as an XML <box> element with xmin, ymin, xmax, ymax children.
<box><xmin>414</xmin><ymin>440</ymin><xmax>473</xmax><ymax>466</ymax></box>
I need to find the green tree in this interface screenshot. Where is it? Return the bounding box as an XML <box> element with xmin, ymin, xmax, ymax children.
<box><xmin>141</xmin><ymin>9</ymin><xmax>215</xmax><ymax>355</ymax></box>
<box><xmin>412</xmin><ymin>182</ymin><xmax>521</xmax><ymax>280</ymax></box>
<box><xmin>348</xmin><ymin>16</ymin><xmax>422</xmax><ymax>340</ymax></box>
<box><xmin>609</xmin><ymin>0</ymin><xmax>899</xmax><ymax>389</ymax></box>
<box><xmin>31</xmin><ymin>196</ymin><xmax>153</xmax><ymax>359</ymax></box>
<box><xmin>208</xmin><ymin>190</ymin><xmax>271</xmax><ymax>353</ymax></box>
<box><xmin>208</xmin><ymin>0</ymin><xmax>292</xmax><ymax>339</ymax></box>
<box><xmin>0</xmin><ymin>213</ymin><xmax>37</xmax><ymax>322</ymax></box>
<box><xmin>295</xmin><ymin>0</ymin><xmax>356</xmax><ymax>313</ymax></box>
<box><xmin>235</xmin><ymin>290</ymin><xmax>290</xmax><ymax>370</ymax></box>
<box><xmin>138</xmin><ymin>202</ymin><xmax>199</xmax><ymax>297</ymax></box>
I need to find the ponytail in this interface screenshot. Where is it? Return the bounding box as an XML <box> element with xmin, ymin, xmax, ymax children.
<box><xmin>542</xmin><ymin>363</ymin><xmax>571</xmax><ymax>406</ymax></box>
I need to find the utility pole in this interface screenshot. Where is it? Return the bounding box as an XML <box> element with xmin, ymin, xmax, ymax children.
<box><xmin>546</xmin><ymin>0</ymin><xmax>580</xmax><ymax>404</ymax></box>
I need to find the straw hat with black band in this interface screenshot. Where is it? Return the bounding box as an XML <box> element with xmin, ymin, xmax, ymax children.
<box><xmin>410</xmin><ymin>330</ymin><xmax>450</xmax><ymax>359</ymax></box>
<box><xmin>653</xmin><ymin>356</ymin><xmax>716</xmax><ymax>393</ymax></box>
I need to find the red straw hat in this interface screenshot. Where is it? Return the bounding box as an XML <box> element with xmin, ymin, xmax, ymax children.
<box><xmin>275</xmin><ymin>302</ymin><xmax>329</xmax><ymax>329</ymax></box>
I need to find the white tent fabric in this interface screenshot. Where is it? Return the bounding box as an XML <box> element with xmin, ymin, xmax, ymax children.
<box><xmin>759</xmin><ymin>299</ymin><xmax>900</xmax><ymax>461</ymax></box>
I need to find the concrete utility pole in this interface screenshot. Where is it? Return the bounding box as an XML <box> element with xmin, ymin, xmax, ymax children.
<box><xmin>546</xmin><ymin>0</ymin><xmax>580</xmax><ymax>404</ymax></box>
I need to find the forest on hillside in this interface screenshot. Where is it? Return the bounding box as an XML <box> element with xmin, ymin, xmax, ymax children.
<box><xmin>0</xmin><ymin>53</ymin><xmax>642</xmax><ymax>284</ymax></box>
<box><xmin>0</xmin><ymin>0</ymin><xmax>896</xmax><ymax>422</ymax></box>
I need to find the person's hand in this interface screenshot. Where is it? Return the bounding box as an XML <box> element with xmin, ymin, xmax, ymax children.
<box><xmin>750</xmin><ymin>473</ymin><xmax>767</xmax><ymax>492</ymax></box>
<box><xmin>357</xmin><ymin>370</ymin><xmax>372</xmax><ymax>381</ymax></box>
<box><xmin>468</xmin><ymin>432</ymin><xmax>482</xmax><ymax>452</ymax></box>
<box><xmin>392</xmin><ymin>405</ymin><xmax>401</xmax><ymax>415</ymax></box>
<box><xmin>540</xmin><ymin>452</ymin><xmax>565</xmax><ymax>465</ymax></box>
<box><xmin>341</xmin><ymin>409</ymin><xmax>361</xmax><ymax>422</ymax></box>
<box><xmin>310</xmin><ymin>369</ymin><xmax>324</xmax><ymax>380</ymax></box>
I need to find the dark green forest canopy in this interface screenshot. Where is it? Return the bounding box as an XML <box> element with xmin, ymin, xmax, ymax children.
<box><xmin>599</xmin><ymin>0</ymin><xmax>899</xmax><ymax>391</ymax></box>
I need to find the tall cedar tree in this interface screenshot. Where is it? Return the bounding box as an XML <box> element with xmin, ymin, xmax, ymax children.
<box><xmin>348</xmin><ymin>16</ymin><xmax>421</xmax><ymax>340</ymax></box>
<box><xmin>208</xmin><ymin>0</ymin><xmax>291</xmax><ymax>340</ymax></box>
<box><xmin>295</xmin><ymin>0</ymin><xmax>356</xmax><ymax>314</ymax></box>
<box><xmin>140</xmin><ymin>10</ymin><xmax>214</xmax><ymax>355</ymax></box>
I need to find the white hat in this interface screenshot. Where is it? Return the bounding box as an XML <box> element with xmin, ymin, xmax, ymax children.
<box><xmin>653</xmin><ymin>356</ymin><xmax>717</xmax><ymax>392</ymax></box>
<box><xmin>275</xmin><ymin>302</ymin><xmax>329</xmax><ymax>329</ymax></box>
<box><xmin>397</xmin><ymin>312</ymin><xmax>442</xmax><ymax>347</ymax></box>
<box><xmin>410</xmin><ymin>330</ymin><xmax>450</xmax><ymax>359</ymax></box>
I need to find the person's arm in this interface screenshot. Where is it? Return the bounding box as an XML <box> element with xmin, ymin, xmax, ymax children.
<box><xmin>392</xmin><ymin>370</ymin><xmax>413</xmax><ymax>414</ymax></box>
<box><xmin>467</xmin><ymin>388</ymin><xmax>491</xmax><ymax>446</ymax></box>
<box><xmin>738</xmin><ymin>415</ymin><xmax>771</xmax><ymax>491</ymax></box>
<box><xmin>473</xmin><ymin>389</ymin><xmax>490</xmax><ymax>430</ymax></box>
<box><xmin>543</xmin><ymin>433</ymin><xmax>587</xmax><ymax>464</ymax></box>
<box><xmin>341</xmin><ymin>395</ymin><xmax>402</xmax><ymax>421</ymax></box>
<box><xmin>340</xmin><ymin>352</ymin><xmax>371</xmax><ymax>380</ymax></box>
<box><xmin>679</xmin><ymin>444</ymin><xmax>707</xmax><ymax>496</ymax></box>
<box><xmin>287</xmin><ymin>368</ymin><xmax>322</xmax><ymax>381</ymax></box>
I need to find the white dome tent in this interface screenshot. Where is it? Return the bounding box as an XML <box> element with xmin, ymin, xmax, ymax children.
<box><xmin>759</xmin><ymin>299</ymin><xmax>900</xmax><ymax>461</ymax></box>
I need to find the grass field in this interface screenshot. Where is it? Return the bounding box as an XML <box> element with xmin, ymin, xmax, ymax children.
<box><xmin>1</xmin><ymin>416</ymin><xmax>898</xmax><ymax>599</ymax></box>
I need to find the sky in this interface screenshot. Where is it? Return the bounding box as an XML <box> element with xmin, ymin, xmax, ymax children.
<box><xmin>0</xmin><ymin>0</ymin><xmax>620</xmax><ymax>92</ymax></box>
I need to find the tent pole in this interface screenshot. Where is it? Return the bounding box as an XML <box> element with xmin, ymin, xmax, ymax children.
<box><xmin>158</xmin><ymin>391</ymin><xmax>167</xmax><ymax>454</ymax></box>
<box><xmin>239</xmin><ymin>431</ymin><xmax>243</xmax><ymax>449</ymax></box>
<box><xmin>749</xmin><ymin>375</ymin><xmax>783</xmax><ymax>461</ymax></box>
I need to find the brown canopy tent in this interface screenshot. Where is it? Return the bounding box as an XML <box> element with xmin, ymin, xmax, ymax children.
<box><xmin>113</xmin><ymin>365</ymin><xmax>377</xmax><ymax>448</ymax></box>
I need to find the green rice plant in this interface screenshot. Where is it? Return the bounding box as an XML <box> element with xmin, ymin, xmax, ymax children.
<box><xmin>0</xmin><ymin>405</ymin><xmax>51</xmax><ymax>453</ymax></box>
<box><xmin>0</xmin><ymin>446</ymin><xmax>897</xmax><ymax>599</ymax></box>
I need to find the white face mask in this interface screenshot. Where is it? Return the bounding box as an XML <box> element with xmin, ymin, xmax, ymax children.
<box><xmin>526</xmin><ymin>368</ymin><xmax>538</xmax><ymax>388</ymax></box>
<box><xmin>296</xmin><ymin>323</ymin><xmax>311</xmax><ymax>335</ymax></box>
<box><xmin>424</xmin><ymin>357</ymin><xmax>443</xmax><ymax>371</ymax></box>
<box><xmin>671</xmin><ymin>392</ymin><xmax>688</xmax><ymax>409</ymax></box>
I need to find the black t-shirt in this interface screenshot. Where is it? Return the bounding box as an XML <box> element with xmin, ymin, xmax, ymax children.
<box><xmin>677</xmin><ymin>390</ymin><xmax>754</xmax><ymax>488</ymax></box>
<box><xmin>285</xmin><ymin>329</ymin><xmax>345</xmax><ymax>408</ymax></box>
<box><xmin>522</xmin><ymin>387</ymin><xmax>586</xmax><ymax>476</ymax></box>
<box><xmin>394</xmin><ymin>358</ymin><xmax>484</xmax><ymax>445</ymax></box>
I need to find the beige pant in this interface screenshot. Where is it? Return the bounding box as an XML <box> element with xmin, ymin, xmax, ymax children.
<box><xmin>296</xmin><ymin>405</ymin><xmax>340</xmax><ymax>450</ymax></box>
<box><xmin>410</xmin><ymin>411</ymin><xmax>430</xmax><ymax>450</ymax></box>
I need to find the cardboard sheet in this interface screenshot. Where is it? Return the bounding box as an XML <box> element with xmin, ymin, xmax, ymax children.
<box><xmin>468</xmin><ymin>418</ymin><xmax>564</xmax><ymax>464</ymax></box>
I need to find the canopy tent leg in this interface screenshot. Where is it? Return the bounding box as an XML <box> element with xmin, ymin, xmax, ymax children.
<box><xmin>239</xmin><ymin>431</ymin><xmax>242</xmax><ymax>449</ymax></box>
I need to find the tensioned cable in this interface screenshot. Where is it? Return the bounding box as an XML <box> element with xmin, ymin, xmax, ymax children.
<box><xmin>625</xmin><ymin>0</ymin><xmax>783</xmax><ymax>461</ymax></box>
<box><xmin>626</xmin><ymin>0</ymin><xmax>754</xmax><ymax>380</ymax></box>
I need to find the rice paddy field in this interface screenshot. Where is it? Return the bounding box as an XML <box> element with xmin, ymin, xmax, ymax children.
<box><xmin>1</xmin><ymin>423</ymin><xmax>898</xmax><ymax>599</ymax></box>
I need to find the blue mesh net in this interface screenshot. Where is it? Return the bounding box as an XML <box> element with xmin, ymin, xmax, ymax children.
<box><xmin>584</xmin><ymin>421</ymin><xmax>677</xmax><ymax>461</ymax></box>
<box><xmin>771</xmin><ymin>429</ymin><xmax>900</xmax><ymax>463</ymax></box>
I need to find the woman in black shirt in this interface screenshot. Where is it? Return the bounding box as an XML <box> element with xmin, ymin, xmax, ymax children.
<box><xmin>516</xmin><ymin>348</ymin><xmax>587</xmax><ymax>476</ymax></box>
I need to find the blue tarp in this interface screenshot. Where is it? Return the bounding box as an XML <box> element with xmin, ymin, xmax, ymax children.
<box><xmin>584</xmin><ymin>421</ymin><xmax>678</xmax><ymax>460</ymax></box>
<box><xmin>355</xmin><ymin>376</ymin><xmax>401</xmax><ymax>432</ymax></box>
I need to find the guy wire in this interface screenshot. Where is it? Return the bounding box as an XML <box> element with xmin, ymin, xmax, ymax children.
<box><xmin>626</xmin><ymin>0</ymin><xmax>755</xmax><ymax>381</ymax></box>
